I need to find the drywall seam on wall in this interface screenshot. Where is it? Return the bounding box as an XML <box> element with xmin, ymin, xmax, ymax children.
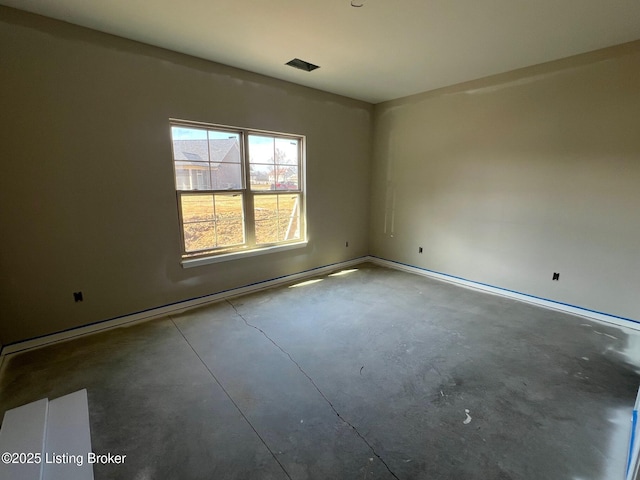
<box><xmin>370</xmin><ymin>256</ymin><xmax>640</xmax><ymax>332</ymax></box>
<box><xmin>0</xmin><ymin>257</ymin><xmax>369</xmax><ymax>357</ymax></box>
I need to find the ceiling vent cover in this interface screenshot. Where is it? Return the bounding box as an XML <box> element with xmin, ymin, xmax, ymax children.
<box><xmin>286</xmin><ymin>58</ymin><xmax>320</xmax><ymax>72</ymax></box>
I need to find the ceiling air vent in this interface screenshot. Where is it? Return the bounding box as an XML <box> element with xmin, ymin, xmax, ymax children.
<box><xmin>285</xmin><ymin>58</ymin><xmax>320</xmax><ymax>72</ymax></box>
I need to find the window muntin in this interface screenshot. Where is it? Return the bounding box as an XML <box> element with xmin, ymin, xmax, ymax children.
<box><xmin>171</xmin><ymin>121</ymin><xmax>304</xmax><ymax>259</ymax></box>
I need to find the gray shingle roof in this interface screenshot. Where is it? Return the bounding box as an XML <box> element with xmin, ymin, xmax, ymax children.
<box><xmin>172</xmin><ymin>139</ymin><xmax>239</xmax><ymax>165</ymax></box>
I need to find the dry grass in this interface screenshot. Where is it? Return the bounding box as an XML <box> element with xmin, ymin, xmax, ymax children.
<box><xmin>181</xmin><ymin>193</ymin><xmax>300</xmax><ymax>253</ymax></box>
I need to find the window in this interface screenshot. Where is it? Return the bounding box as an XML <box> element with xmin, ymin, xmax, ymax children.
<box><xmin>170</xmin><ymin>120</ymin><xmax>305</xmax><ymax>262</ymax></box>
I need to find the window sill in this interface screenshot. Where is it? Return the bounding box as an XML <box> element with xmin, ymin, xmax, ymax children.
<box><xmin>181</xmin><ymin>241</ymin><xmax>308</xmax><ymax>268</ymax></box>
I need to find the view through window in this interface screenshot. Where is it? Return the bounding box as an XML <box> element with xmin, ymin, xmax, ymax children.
<box><xmin>170</xmin><ymin>121</ymin><xmax>305</xmax><ymax>259</ymax></box>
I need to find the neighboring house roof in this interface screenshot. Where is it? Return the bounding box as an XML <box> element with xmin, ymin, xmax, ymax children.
<box><xmin>173</xmin><ymin>139</ymin><xmax>239</xmax><ymax>166</ymax></box>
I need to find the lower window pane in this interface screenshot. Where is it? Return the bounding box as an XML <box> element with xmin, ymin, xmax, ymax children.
<box><xmin>181</xmin><ymin>193</ymin><xmax>245</xmax><ymax>253</ymax></box>
<box><xmin>183</xmin><ymin>221</ymin><xmax>216</xmax><ymax>252</ymax></box>
<box><xmin>255</xmin><ymin>220</ymin><xmax>278</xmax><ymax>244</ymax></box>
<box><xmin>277</xmin><ymin>194</ymin><xmax>301</xmax><ymax>241</ymax></box>
<box><xmin>214</xmin><ymin>193</ymin><xmax>244</xmax><ymax>247</ymax></box>
<box><xmin>254</xmin><ymin>195</ymin><xmax>278</xmax><ymax>245</ymax></box>
<box><xmin>217</xmin><ymin>218</ymin><xmax>245</xmax><ymax>246</ymax></box>
<box><xmin>254</xmin><ymin>194</ymin><xmax>300</xmax><ymax>245</ymax></box>
<box><xmin>181</xmin><ymin>194</ymin><xmax>214</xmax><ymax>223</ymax></box>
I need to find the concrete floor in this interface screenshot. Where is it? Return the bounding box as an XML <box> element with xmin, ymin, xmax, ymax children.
<box><xmin>1</xmin><ymin>263</ymin><xmax>639</xmax><ymax>479</ymax></box>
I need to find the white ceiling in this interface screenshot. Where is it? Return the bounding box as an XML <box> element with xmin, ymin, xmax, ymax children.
<box><xmin>3</xmin><ymin>0</ymin><xmax>640</xmax><ymax>103</ymax></box>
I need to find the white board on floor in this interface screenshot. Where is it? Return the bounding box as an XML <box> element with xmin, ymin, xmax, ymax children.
<box><xmin>0</xmin><ymin>397</ymin><xmax>48</xmax><ymax>480</ymax></box>
<box><xmin>42</xmin><ymin>389</ymin><xmax>94</xmax><ymax>480</ymax></box>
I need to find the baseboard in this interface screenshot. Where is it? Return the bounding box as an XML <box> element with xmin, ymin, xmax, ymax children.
<box><xmin>0</xmin><ymin>256</ymin><xmax>368</xmax><ymax>357</ymax></box>
<box><xmin>368</xmin><ymin>256</ymin><xmax>640</xmax><ymax>332</ymax></box>
<box><xmin>3</xmin><ymin>255</ymin><xmax>637</xmax><ymax>358</ymax></box>
<box><xmin>627</xmin><ymin>386</ymin><xmax>640</xmax><ymax>480</ymax></box>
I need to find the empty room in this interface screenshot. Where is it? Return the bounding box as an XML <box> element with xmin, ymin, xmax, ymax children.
<box><xmin>1</xmin><ymin>1</ymin><xmax>640</xmax><ymax>479</ymax></box>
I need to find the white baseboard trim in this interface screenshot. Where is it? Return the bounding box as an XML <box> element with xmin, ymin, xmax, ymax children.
<box><xmin>0</xmin><ymin>257</ymin><xmax>368</xmax><ymax>357</ymax></box>
<box><xmin>368</xmin><ymin>256</ymin><xmax>640</xmax><ymax>332</ymax></box>
<box><xmin>627</xmin><ymin>387</ymin><xmax>640</xmax><ymax>480</ymax></box>
<box><xmin>3</xmin><ymin>255</ymin><xmax>637</xmax><ymax>358</ymax></box>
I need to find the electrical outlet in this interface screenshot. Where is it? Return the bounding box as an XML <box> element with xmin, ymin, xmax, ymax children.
<box><xmin>552</xmin><ymin>273</ymin><xmax>560</xmax><ymax>281</ymax></box>
<box><xmin>73</xmin><ymin>291</ymin><xmax>83</xmax><ymax>302</ymax></box>
<box><xmin>419</xmin><ymin>247</ymin><xmax>423</xmax><ymax>253</ymax></box>
<box><xmin>346</xmin><ymin>241</ymin><xmax>349</xmax><ymax>247</ymax></box>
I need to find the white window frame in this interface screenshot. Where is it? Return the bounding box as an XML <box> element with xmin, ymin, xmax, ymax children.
<box><xmin>170</xmin><ymin>119</ymin><xmax>307</xmax><ymax>267</ymax></box>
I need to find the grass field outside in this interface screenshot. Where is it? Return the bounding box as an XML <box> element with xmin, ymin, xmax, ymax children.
<box><xmin>180</xmin><ymin>190</ymin><xmax>300</xmax><ymax>254</ymax></box>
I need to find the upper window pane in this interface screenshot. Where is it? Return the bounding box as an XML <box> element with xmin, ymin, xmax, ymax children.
<box><xmin>209</xmin><ymin>131</ymin><xmax>241</xmax><ymax>164</ymax></box>
<box><xmin>172</xmin><ymin>127</ymin><xmax>208</xmax><ymax>161</ymax></box>
<box><xmin>173</xmin><ymin>127</ymin><xmax>242</xmax><ymax>191</ymax></box>
<box><xmin>275</xmin><ymin>138</ymin><xmax>299</xmax><ymax>165</ymax></box>
<box><xmin>248</xmin><ymin>135</ymin><xmax>275</xmax><ymax>165</ymax></box>
<box><xmin>272</xmin><ymin>166</ymin><xmax>298</xmax><ymax>190</ymax></box>
<box><xmin>250</xmin><ymin>163</ymin><xmax>271</xmax><ymax>190</ymax></box>
<box><xmin>211</xmin><ymin>163</ymin><xmax>242</xmax><ymax>190</ymax></box>
<box><xmin>174</xmin><ymin>161</ymin><xmax>211</xmax><ymax>190</ymax></box>
<box><xmin>249</xmin><ymin>134</ymin><xmax>299</xmax><ymax>191</ymax></box>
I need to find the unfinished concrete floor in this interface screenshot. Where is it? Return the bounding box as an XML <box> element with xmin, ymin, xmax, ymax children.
<box><xmin>1</xmin><ymin>263</ymin><xmax>639</xmax><ymax>479</ymax></box>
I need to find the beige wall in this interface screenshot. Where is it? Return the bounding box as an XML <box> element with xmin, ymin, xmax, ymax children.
<box><xmin>2</xmin><ymin>6</ymin><xmax>639</xmax><ymax>346</ymax></box>
<box><xmin>0</xmin><ymin>7</ymin><xmax>373</xmax><ymax>345</ymax></box>
<box><xmin>370</xmin><ymin>41</ymin><xmax>640</xmax><ymax>322</ymax></box>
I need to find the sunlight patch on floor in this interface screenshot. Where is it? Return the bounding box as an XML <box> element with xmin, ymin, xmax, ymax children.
<box><xmin>328</xmin><ymin>269</ymin><xmax>359</xmax><ymax>277</ymax></box>
<box><xmin>289</xmin><ymin>279</ymin><xmax>323</xmax><ymax>288</ymax></box>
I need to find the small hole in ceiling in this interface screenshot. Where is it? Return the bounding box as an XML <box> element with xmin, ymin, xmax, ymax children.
<box><xmin>285</xmin><ymin>58</ymin><xmax>320</xmax><ymax>72</ymax></box>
